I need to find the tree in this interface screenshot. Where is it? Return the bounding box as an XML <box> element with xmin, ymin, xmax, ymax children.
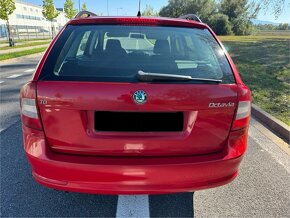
<box><xmin>208</xmin><ymin>13</ymin><xmax>233</xmax><ymax>35</ymax></box>
<box><xmin>258</xmin><ymin>0</ymin><xmax>290</xmax><ymax>19</ymax></box>
<box><xmin>159</xmin><ymin>0</ymin><xmax>186</xmax><ymax>18</ymax></box>
<box><xmin>142</xmin><ymin>4</ymin><xmax>159</xmax><ymax>16</ymax></box>
<box><xmin>278</xmin><ymin>23</ymin><xmax>290</xmax><ymax>30</ymax></box>
<box><xmin>64</xmin><ymin>0</ymin><xmax>77</xmax><ymax>19</ymax></box>
<box><xmin>220</xmin><ymin>0</ymin><xmax>259</xmax><ymax>21</ymax></box>
<box><xmin>255</xmin><ymin>24</ymin><xmax>276</xmax><ymax>31</ymax></box>
<box><xmin>219</xmin><ymin>0</ymin><xmax>260</xmax><ymax>35</ymax></box>
<box><xmin>0</xmin><ymin>0</ymin><xmax>16</xmax><ymax>46</ymax></box>
<box><xmin>159</xmin><ymin>0</ymin><xmax>216</xmax><ymax>22</ymax></box>
<box><xmin>81</xmin><ymin>2</ymin><xmax>87</xmax><ymax>11</ymax></box>
<box><xmin>185</xmin><ymin>0</ymin><xmax>216</xmax><ymax>21</ymax></box>
<box><xmin>42</xmin><ymin>0</ymin><xmax>59</xmax><ymax>38</ymax></box>
<box><xmin>231</xmin><ymin>19</ymin><xmax>254</xmax><ymax>35</ymax></box>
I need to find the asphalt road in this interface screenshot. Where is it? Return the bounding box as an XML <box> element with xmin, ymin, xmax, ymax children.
<box><xmin>0</xmin><ymin>56</ymin><xmax>289</xmax><ymax>217</ymax></box>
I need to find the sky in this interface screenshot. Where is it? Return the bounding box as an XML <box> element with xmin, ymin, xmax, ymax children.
<box><xmin>21</xmin><ymin>0</ymin><xmax>290</xmax><ymax>23</ymax></box>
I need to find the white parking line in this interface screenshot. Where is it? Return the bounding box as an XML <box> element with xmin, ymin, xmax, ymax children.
<box><xmin>249</xmin><ymin>118</ymin><xmax>290</xmax><ymax>173</ymax></box>
<box><xmin>116</xmin><ymin>195</ymin><xmax>150</xmax><ymax>218</ymax></box>
<box><xmin>0</xmin><ymin>81</ymin><xmax>4</xmax><ymax>84</ymax></box>
<box><xmin>24</xmin><ymin>69</ymin><xmax>35</xmax><ymax>73</ymax></box>
<box><xmin>7</xmin><ymin>74</ymin><xmax>22</xmax><ymax>79</ymax></box>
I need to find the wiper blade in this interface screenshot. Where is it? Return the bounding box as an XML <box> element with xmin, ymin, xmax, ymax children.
<box><xmin>137</xmin><ymin>70</ymin><xmax>222</xmax><ymax>83</ymax></box>
<box><xmin>138</xmin><ymin>70</ymin><xmax>192</xmax><ymax>81</ymax></box>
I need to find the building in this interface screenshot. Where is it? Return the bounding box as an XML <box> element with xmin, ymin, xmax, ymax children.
<box><xmin>0</xmin><ymin>0</ymin><xmax>69</xmax><ymax>39</ymax></box>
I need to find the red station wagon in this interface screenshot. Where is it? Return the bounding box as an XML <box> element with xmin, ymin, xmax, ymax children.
<box><xmin>20</xmin><ymin>12</ymin><xmax>251</xmax><ymax>194</ymax></box>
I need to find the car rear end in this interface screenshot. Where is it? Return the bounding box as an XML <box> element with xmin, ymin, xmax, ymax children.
<box><xmin>20</xmin><ymin>16</ymin><xmax>251</xmax><ymax>194</ymax></box>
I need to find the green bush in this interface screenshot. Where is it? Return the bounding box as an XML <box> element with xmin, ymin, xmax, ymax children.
<box><xmin>232</xmin><ymin>18</ymin><xmax>254</xmax><ymax>35</ymax></box>
<box><xmin>208</xmin><ymin>13</ymin><xmax>233</xmax><ymax>35</ymax></box>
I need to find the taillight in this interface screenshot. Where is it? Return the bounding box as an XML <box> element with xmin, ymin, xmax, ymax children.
<box><xmin>232</xmin><ymin>84</ymin><xmax>251</xmax><ymax>131</ymax></box>
<box><xmin>236</xmin><ymin>101</ymin><xmax>251</xmax><ymax>120</ymax></box>
<box><xmin>20</xmin><ymin>82</ymin><xmax>43</xmax><ymax>130</ymax></box>
<box><xmin>21</xmin><ymin>98</ymin><xmax>38</xmax><ymax>118</ymax></box>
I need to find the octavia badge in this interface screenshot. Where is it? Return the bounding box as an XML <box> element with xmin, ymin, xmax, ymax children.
<box><xmin>133</xmin><ymin>90</ymin><xmax>147</xmax><ymax>104</ymax></box>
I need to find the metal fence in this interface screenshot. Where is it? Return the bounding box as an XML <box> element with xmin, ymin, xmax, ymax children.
<box><xmin>0</xmin><ymin>24</ymin><xmax>60</xmax><ymax>41</ymax></box>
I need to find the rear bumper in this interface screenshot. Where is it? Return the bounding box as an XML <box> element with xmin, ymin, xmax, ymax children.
<box><xmin>23</xmin><ymin>125</ymin><xmax>247</xmax><ymax>194</ymax></box>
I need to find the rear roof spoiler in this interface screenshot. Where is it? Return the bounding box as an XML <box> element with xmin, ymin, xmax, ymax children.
<box><xmin>74</xmin><ymin>10</ymin><xmax>202</xmax><ymax>23</ymax></box>
<box><xmin>179</xmin><ymin>14</ymin><xmax>202</xmax><ymax>23</ymax></box>
<box><xmin>75</xmin><ymin>10</ymin><xmax>97</xmax><ymax>18</ymax></box>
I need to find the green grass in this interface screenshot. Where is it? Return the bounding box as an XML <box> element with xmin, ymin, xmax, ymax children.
<box><xmin>256</xmin><ymin>30</ymin><xmax>290</xmax><ymax>36</ymax></box>
<box><xmin>219</xmin><ymin>34</ymin><xmax>290</xmax><ymax>125</ymax></box>
<box><xmin>219</xmin><ymin>34</ymin><xmax>290</xmax><ymax>42</ymax></box>
<box><xmin>0</xmin><ymin>40</ymin><xmax>50</xmax><ymax>51</ymax></box>
<box><xmin>0</xmin><ymin>37</ymin><xmax>51</xmax><ymax>44</ymax></box>
<box><xmin>0</xmin><ymin>47</ymin><xmax>47</xmax><ymax>61</ymax></box>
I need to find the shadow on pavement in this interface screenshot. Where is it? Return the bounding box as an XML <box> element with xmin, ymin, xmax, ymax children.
<box><xmin>0</xmin><ymin>121</ymin><xmax>118</xmax><ymax>217</ymax></box>
<box><xmin>149</xmin><ymin>193</ymin><xmax>194</xmax><ymax>217</ymax></box>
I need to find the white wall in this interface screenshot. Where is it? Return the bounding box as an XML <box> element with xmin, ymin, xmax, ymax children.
<box><xmin>0</xmin><ymin>0</ymin><xmax>69</xmax><ymax>38</ymax></box>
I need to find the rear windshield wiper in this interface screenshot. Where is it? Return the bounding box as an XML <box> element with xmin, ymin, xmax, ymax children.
<box><xmin>137</xmin><ymin>70</ymin><xmax>222</xmax><ymax>83</ymax></box>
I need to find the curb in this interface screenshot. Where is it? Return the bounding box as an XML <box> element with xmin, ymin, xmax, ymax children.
<box><xmin>0</xmin><ymin>63</ymin><xmax>37</xmax><ymax>69</ymax></box>
<box><xmin>0</xmin><ymin>52</ymin><xmax>44</xmax><ymax>69</ymax></box>
<box><xmin>251</xmin><ymin>104</ymin><xmax>290</xmax><ymax>142</ymax></box>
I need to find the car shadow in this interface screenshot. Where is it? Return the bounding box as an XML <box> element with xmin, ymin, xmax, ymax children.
<box><xmin>150</xmin><ymin>192</ymin><xmax>194</xmax><ymax>217</ymax></box>
<box><xmin>0</xmin><ymin>121</ymin><xmax>118</xmax><ymax>217</ymax></box>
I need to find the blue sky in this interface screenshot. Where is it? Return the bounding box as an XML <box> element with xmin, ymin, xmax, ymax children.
<box><xmin>23</xmin><ymin>0</ymin><xmax>290</xmax><ymax>23</ymax></box>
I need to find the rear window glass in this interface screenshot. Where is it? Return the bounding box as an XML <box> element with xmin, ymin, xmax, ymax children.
<box><xmin>40</xmin><ymin>25</ymin><xmax>235</xmax><ymax>84</ymax></box>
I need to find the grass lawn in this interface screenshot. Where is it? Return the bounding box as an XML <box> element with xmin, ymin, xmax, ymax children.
<box><xmin>219</xmin><ymin>33</ymin><xmax>290</xmax><ymax>125</ymax></box>
<box><xmin>0</xmin><ymin>47</ymin><xmax>47</xmax><ymax>61</ymax></box>
<box><xmin>0</xmin><ymin>40</ymin><xmax>50</xmax><ymax>51</ymax></box>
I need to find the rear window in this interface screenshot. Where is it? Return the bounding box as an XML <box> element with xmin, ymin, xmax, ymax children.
<box><xmin>40</xmin><ymin>24</ymin><xmax>235</xmax><ymax>84</ymax></box>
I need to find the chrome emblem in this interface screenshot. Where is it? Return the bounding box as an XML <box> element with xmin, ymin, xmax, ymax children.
<box><xmin>209</xmin><ymin>102</ymin><xmax>235</xmax><ymax>108</ymax></box>
<box><xmin>133</xmin><ymin>90</ymin><xmax>147</xmax><ymax>104</ymax></box>
<box><xmin>40</xmin><ymin>99</ymin><xmax>47</xmax><ymax>104</ymax></box>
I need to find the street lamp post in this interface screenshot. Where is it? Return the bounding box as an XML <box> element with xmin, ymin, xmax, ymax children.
<box><xmin>107</xmin><ymin>0</ymin><xmax>109</xmax><ymax>16</ymax></box>
<box><xmin>117</xmin><ymin>7</ymin><xmax>122</xmax><ymax>16</ymax></box>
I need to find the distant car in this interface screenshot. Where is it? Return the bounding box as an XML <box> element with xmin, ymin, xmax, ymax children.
<box><xmin>129</xmin><ymin>32</ymin><xmax>146</xmax><ymax>39</ymax></box>
<box><xmin>20</xmin><ymin>13</ymin><xmax>251</xmax><ymax>194</ymax></box>
<box><xmin>39</xmin><ymin>28</ymin><xmax>49</xmax><ymax>33</ymax></box>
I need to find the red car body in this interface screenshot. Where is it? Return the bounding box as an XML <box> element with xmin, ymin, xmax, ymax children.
<box><xmin>20</xmin><ymin>16</ymin><xmax>251</xmax><ymax>194</ymax></box>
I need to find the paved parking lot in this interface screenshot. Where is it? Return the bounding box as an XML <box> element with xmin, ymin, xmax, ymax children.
<box><xmin>0</xmin><ymin>57</ymin><xmax>289</xmax><ymax>217</ymax></box>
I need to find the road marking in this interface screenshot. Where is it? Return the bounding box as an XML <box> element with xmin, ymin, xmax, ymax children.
<box><xmin>0</xmin><ymin>81</ymin><xmax>4</xmax><ymax>84</ymax></box>
<box><xmin>7</xmin><ymin>74</ymin><xmax>22</xmax><ymax>79</ymax></box>
<box><xmin>116</xmin><ymin>195</ymin><xmax>150</xmax><ymax>218</ymax></box>
<box><xmin>24</xmin><ymin>69</ymin><xmax>35</xmax><ymax>73</ymax></box>
<box><xmin>249</xmin><ymin>118</ymin><xmax>290</xmax><ymax>173</ymax></box>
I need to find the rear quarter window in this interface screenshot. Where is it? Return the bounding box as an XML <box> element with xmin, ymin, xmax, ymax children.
<box><xmin>40</xmin><ymin>24</ymin><xmax>235</xmax><ymax>84</ymax></box>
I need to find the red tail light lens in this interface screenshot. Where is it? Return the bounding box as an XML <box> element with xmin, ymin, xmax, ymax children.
<box><xmin>116</xmin><ymin>18</ymin><xmax>158</xmax><ymax>25</ymax></box>
<box><xmin>20</xmin><ymin>82</ymin><xmax>42</xmax><ymax>130</ymax></box>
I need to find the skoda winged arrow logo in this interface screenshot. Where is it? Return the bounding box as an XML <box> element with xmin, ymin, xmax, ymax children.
<box><xmin>133</xmin><ymin>90</ymin><xmax>147</xmax><ymax>104</ymax></box>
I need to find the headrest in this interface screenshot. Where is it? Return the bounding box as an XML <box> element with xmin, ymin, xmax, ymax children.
<box><xmin>105</xmin><ymin>39</ymin><xmax>123</xmax><ymax>51</ymax></box>
<box><xmin>153</xmin><ymin>39</ymin><xmax>170</xmax><ymax>55</ymax></box>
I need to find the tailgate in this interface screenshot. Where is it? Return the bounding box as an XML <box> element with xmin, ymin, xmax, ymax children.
<box><xmin>37</xmin><ymin>81</ymin><xmax>237</xmax><ymax>157</ymax></box>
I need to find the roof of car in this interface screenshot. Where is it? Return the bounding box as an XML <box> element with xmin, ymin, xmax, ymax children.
<box><xmin>68</xmin><ymin>16</ymin><xmax>208</xmax><ymax>29</ymax></box>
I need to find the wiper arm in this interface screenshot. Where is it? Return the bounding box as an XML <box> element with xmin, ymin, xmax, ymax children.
<box><xmin>138</xmin><ymin>70</ymin><xmax>192</xmax><ymax>81</ymax></box>
<box><xmin>137</xmin><ymin>70</ymin><xmax>222</xmax><ymax>83</ymax></box>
